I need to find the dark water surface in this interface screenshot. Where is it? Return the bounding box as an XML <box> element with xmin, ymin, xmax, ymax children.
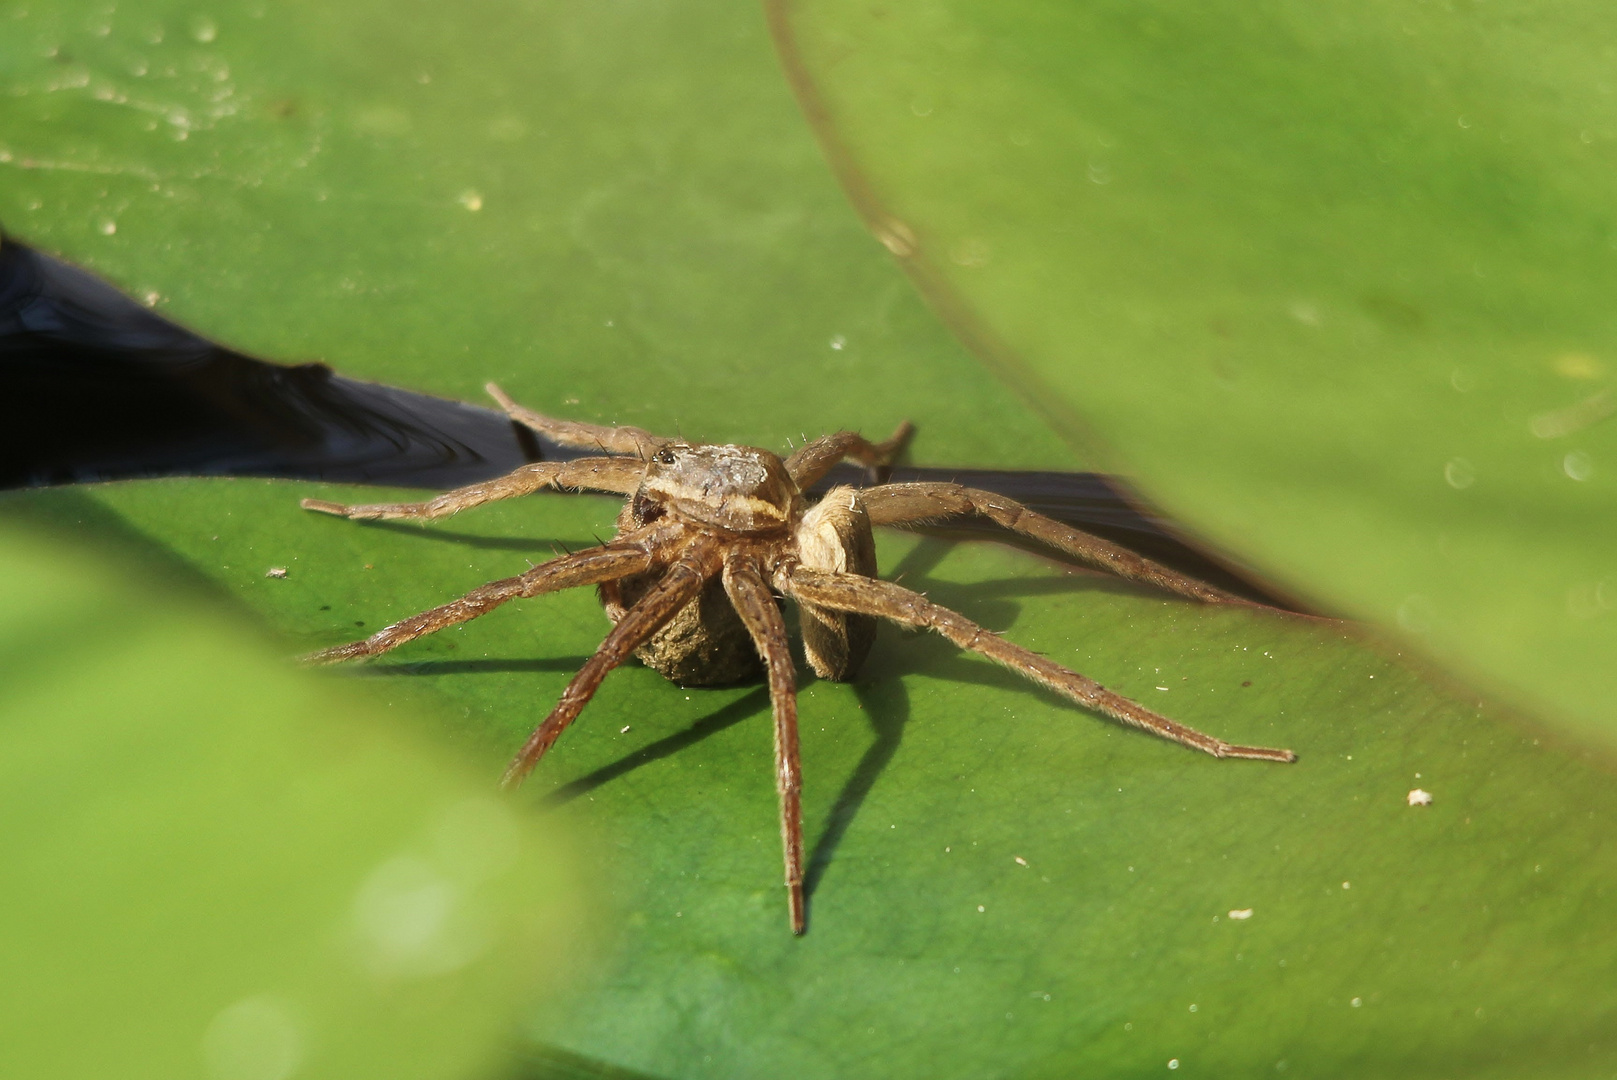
<box><xmin>0</xmin><ymin>236</ymin><xmax>540</xmax><ymax>489</ymax></box>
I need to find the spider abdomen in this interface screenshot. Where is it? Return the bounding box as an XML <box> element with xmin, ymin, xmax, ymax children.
<box><xmin>600</xmin><ymin>483</ymin><xmax>762</xmax><ymax>686</ymax></box>
<box><xmin>603</xmin><ymin>568</ymin><xmax>761</xmax><ymax>685</ymax></box>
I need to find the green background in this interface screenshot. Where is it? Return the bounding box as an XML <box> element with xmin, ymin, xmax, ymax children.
<box><xmin>3</xmin><ymin>0</ymin><xmax>1615</xmax><ymax>1076</ymax></box>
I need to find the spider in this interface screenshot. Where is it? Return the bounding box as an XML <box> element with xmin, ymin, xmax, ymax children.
<box><xmin>302</xmin><ymin>384</ymin><xmax>1296</xmax><ymax>934</ymax></box>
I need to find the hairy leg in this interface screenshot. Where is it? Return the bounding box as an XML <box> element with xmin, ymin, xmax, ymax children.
<box><xmin>307</xmin><ymin>540</ymin><xmax>660</xmax><ymax>665</ymax></box>
<box><xmin>501</xmin><ymin>534</ymin><xmax>725</xmax><ymax>787</ymax></box>
<box><xmin>486</xmin><ymin>382</ymin><xmax>669</xmax><ymax>459</ymax></box>
<box><xmin>300</xmin><ymin>457</ymin><xmax>644</xmax><ymax>521</ymax></box>
<box><xmin>859</xmin><ymin>482</ymin><xmax>1246</xmax><ymax>606</ymax></box>
<box><xmin>721</xmin><ymin>553</ymin><xmax>807</xmax><ymax>934</ymax></box>
<box><xmin>780</xmin><ymin>566</ymin><xmax>1296</xmax><ymax>763</ymax></box>
<box><xmin>784</xmin><ymin>420</ymin><xmax>916</xmax><ymax>489</ymax></box>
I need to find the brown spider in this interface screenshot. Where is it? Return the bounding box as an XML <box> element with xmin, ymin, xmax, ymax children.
<box><xmin>302</xmin><ymin>383</ymin><xmax>1296</xmax><ymax>934</ymax></box>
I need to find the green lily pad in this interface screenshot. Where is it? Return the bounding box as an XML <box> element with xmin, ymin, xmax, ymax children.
<box><xmin>49</xmin><ymin>477</ymin><xmax>1617</xmax><ymax>1080</ymax></box>
<box><xmin>0</xmin><ymin>516</ymin><xmax>582</xmax><ymax>1080</ymax></box>
<box><xmin>769</xmin><ymin>0</ymin><xmax>1617</xmax><ymax>750</ymax></box>
<box><xmin>6</xmin><ymin>0</ymin><xmax>1617</xmax><ymax>1078</ymax></box>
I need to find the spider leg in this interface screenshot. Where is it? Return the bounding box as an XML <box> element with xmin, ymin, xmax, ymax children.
<box><xmin>306</xmin><ymin>535</ymin><xmax>660</xmax><ymax>664</ymax></box>
<box><xmin>300</xmin><ymin>457</ymin><xmax>644</xmax><ymax>521</ymax></box>
<box><xmin>859</xmin><ymin>483</ymin><xmax>1247</xmax><ymax>606</ymax></box>
<box><xmin>784</xmin><ymin>421</ymin><xmax>916</xmax><ymax>489</ymax></box>
<box><xmin>721</xmin><ymin>552</ymin><xmax>806</xmax><ymax>935</ymax></box>
<box><xmin>501</xmin><ymin>534</ymin><xmax>724</xmax><ymax>788</ymax></box>
<box><xmin>779</xmin><ymin>565</ymin><xmax>1296</xmax><ymax>763</ymax></box>
<box><xmin>486</xmin><ymin>382</ymin><xmax>670</xmax><ymax>459</ymax></box>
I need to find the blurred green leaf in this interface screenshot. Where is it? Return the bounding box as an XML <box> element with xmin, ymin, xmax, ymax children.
<box><xmin>771</xmin><ymin>0</ymin><xmax>1617</xmax><ymax>751</ymax></box>
<box><xmin>5</xmin><ymin>1</ymin><xmax>1617</xmax><ymax>1079</ymax></box>
<box><xmin>0</xmin><ymin>519</ymin><xmax>582</xmax><ymax>1080</ymax></box>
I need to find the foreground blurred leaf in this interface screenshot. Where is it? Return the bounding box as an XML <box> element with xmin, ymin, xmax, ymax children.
<box><xmin>770</xmin><ymin>0</ymin><xmax>1617</xmax><ymax>751</ymax></box>
<box><xmin>0</xmin><ymin>519</ymin><xmax>582</xmax><ymax>1079</ymax></box>
<box><xmin>5</xmin><ymin>0</ymin><xmax>1617</xmax><ymax>1078</ymax></box>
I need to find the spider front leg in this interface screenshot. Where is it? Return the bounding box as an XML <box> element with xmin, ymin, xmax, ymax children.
<box><xmin>721</xmin><ymin>552</ymin><xmax>807</xmax><ymax>934</ymax></box>
<box><xmin>858</xmin><ymin>483</ymin><xmax>1250</xmax><ymax>606</ymax></box>
<box><xmin>486</xmin><ymin>382</ymin><xmax>670</xmax><ymax>459</ymax></box>
<box><xmin>300</xmin><ymin>456</ymin><xmax>643</xmax><ymax>521</ymax></box>
<box><xmin>779</xmin><ymin>565</ymin><xmax>1296</xmax><ymax>763</ymax></box>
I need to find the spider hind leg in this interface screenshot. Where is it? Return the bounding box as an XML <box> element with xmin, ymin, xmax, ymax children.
<box><xmin>780</xmin><ymin>565</ymin><xmax>1297</xmax><ymax>763</ymax></box>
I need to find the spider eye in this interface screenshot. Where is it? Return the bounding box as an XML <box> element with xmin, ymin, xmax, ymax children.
<box><xmin>654</xmin><ymin>447</ymin><xmax>677</xmax><ymax>465</ymax></box>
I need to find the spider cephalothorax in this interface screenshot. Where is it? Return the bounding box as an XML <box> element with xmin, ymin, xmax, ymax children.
<box><xmin>639</xmin><ymin>442</ymin><xmax>799</xmax><ymax>531</ymax></box>
<box><xmin>606</xmin><ymin>441</ymin><xmax>810</xmax><ymax>686</ymax></box>
<box><xmin>302</xmin><ymin>384</ymin><xmax>1295</xmax><ymax>934</ymax></box>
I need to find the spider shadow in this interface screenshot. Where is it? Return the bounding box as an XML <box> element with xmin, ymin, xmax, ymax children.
<box><xmin>542</xmin><ymin>686</ymin><xmax>771</xmax><ymax>807</ymax></box>
<box><xmin>333</xmin><ymin>517</ymin><xmax>604</xmax><ymax>555</ymax></box>
<box><xmin>801</xmin><ymin>675</ymin><xmax>908</xmax><ymax>920</ymax></box>
<box><xmin>800</xmin><ymin>536</ymin><xmax>1173</xmax><ymax>922</ymax></box>
<box><xmin>344</xmin><ymin>656</ymin><xmax>593</xmax><ymax>677</ymax></box>
<box><xmin>887</xmin><ymin>534</ymin><xmax>1155</xmax><ymax>606</ymax></box>
<box><xmin>372</xmin><ymin>535</ymin><xmax>1197</xmax><ymax>923</ymax></box>
<box><xmin>798</xmin><ymin>629</ymin><xmax>1067</xmax><ymax>924</ymax></box>
<box><xmin>796</xmin><ymin>537</ymin><xmax>1039</xmax><ymax>918</ymax></box>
